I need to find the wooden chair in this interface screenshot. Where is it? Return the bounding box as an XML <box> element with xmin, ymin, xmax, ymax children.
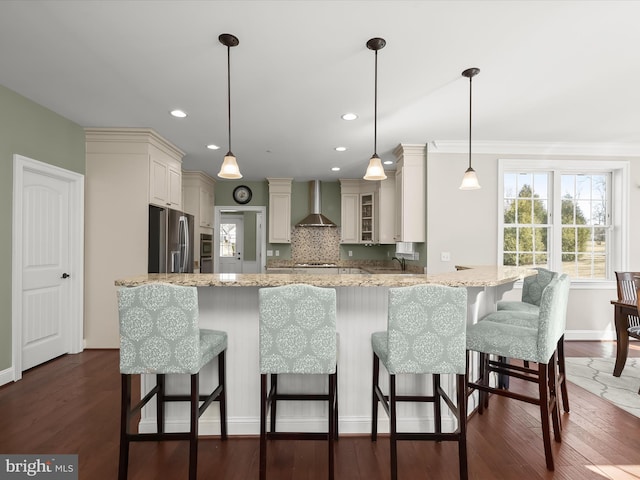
<box><xmin>467</xmin><ymin>274</ymin><xmax>571</xmax><ymax>471</ymax></box>
<box><xmin>371</xmin><ymin>284</ymin><xmax>468</xmax><ymax>480</ymax></box>
<box><xmin>117</xmin><ymin>283</ymin><xmax>227</xmax><ymax>480</ymax></box>
<box><xmin>635</xmin><ymin>276</ymin><xmax>640</xmax><ymax>394</ymax></box>
<box><xmin>258</xmin><ymin>284</ymin><xmax>339</xmax><ymax>480</ymax></box>
<box><xmin>611</xmin><ymin>272</ymin><xmax>640</xmax><ymax>377</ymax></box>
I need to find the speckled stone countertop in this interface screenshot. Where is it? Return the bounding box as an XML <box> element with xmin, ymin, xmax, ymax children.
<box><xmin>114</xmin><ymin>266</ymin><xmax>534</xmax><ymax>288</ymax></box>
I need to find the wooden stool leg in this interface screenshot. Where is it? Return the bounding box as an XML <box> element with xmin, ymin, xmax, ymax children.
<box><xmin>334</xmin><ymin>365</ymin><xmax>339</xmax><ymax>440</ymax></box>
<box><xmin>328</xmin><ymin>372</ymin><xmax>336</xmax><ymax>480</ymax></box>
<box><xmin>269</xmin><ymin>374</ymin><xmax>278</xmax><ymax>433</ymax></box>
<box><xmin>457</xmin><ymin>373</ymin><xmax>469</xmax><ymax>480</ymax></box>
<box><xmin>189</xmin><ymin>373</ymin><xmax>199</xmax><ymax>480</ymax></box>
<box><xmin>557</xmin><ymin>336</ymin><xmax>570</xmax><ymax>413</ymax></box>
<box><xmin>433</xmin><ymin>374</ymin><xmax>442</xmax><ymax>436</ymax></box>
<box><xmin>118</xmin><ymin>374</ymin><xmax>131</xmax><ymax>480</ymax></box>
<box><xmin>537</xmin><ymin>363</ymin><xmax>554</xmax><ymax>471</ymax></box>
<box><xmin>218</xmin><ymin>351</ymin><xmax>228</xmax><ymax>440</ymax></box>
<box><xmin>548</xmin><ymin>352</ymin><xmax>562</xmax><ymax>442</ymax></box>
<box><xmin>371</xmin><ymin>354</ymin><xmax>380</xmax><ymax>441</ymax></box>
<box><xmin>157</xmin><ymin>374</ymin><xmax>165</xmax><ymax>434</ymax></box>
<box><xmin>389</xmin><ymin>374</ymin><xmax>398</xmax><ymax>480</ymax></box>
<box><xmin>260</xmin><ymin>374</ymin><xmax>267</xmax><ymax>480</ymax></box>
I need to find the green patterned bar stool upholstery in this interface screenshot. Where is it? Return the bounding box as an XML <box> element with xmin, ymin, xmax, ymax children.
<box><xmin>371</xmin><ymin>284</ymin><xmax>468</xmax><ymax>480</ymax></box>
<box><xmin>497</xmin><ymin>267</ymin><xmax>558</xmax><ymax>313</ymax></box>
<box><xmin>492</xmin><ymin>268</ymin><xmax>569</xmax><ymax>412</ymax></box>
<box><xmin>258</xmin><ymin>284</ymin><xmax>338</xmax><ymax>480</ymax></box>
<box><xmin>117</xmin><ymin>283</ymin><xmax>227</xmax><ymax>480</ymax></box>
<box><xmin>466</xmin><ymin>274</ymin><xmax>570</xmax><ymax>471</ymax></box>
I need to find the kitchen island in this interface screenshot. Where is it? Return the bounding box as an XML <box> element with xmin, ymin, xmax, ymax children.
<box><xmin>115</xmin><ymin>266</ymin><xmax>533</xmax><ymax>436</ymax></box>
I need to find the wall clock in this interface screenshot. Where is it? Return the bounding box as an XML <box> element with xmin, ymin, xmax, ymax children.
<box><xmin>233</xmin><ymin>185</ymin><xmax>252</xmax><ymax>204</ymax></box>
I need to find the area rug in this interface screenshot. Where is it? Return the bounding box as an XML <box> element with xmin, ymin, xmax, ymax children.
<box><xmin>565</xmin><ymin>357</ymin><xmax>640</xmax><ymax>418</ymax></box>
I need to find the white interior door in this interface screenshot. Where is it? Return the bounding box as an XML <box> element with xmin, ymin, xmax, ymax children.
<box><xmin>218</xmin><ymin>215</ymin><xmax>244</xmax><ymax>273</ymax></box>
<box><xmin>12</xmin><ymin>155</ymin><xmax>84</xmax><ymax>379</ymax></box>
<box><xmin>21</xmin><ymin>170</ymin><xmax>72</xmax><ymax>369</ymax></box>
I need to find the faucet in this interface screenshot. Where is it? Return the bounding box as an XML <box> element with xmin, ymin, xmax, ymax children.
<box><xmin>392</xmin><ymin>257</ymin><xmax>406</xmax><ymax>271</ymax></box>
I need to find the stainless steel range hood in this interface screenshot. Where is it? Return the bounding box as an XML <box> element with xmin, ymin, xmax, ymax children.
<box><xmin>295</xmin><ymin>180</ymin><xmax>337</xmax><ymax>227</ymax></box>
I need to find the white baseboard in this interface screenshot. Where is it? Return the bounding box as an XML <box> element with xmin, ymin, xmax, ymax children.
<box><xmin>565</xmin><ymin>329</ymin><xmax>617</xmax><ymax>341</ymax></box>
<box><xmin>0</xmin><ymin>367</ymin><xmax>15</xmax><ymax>387</ymax></box>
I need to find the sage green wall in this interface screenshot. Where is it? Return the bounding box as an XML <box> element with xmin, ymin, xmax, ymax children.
<box><xmin>243</xmin><ymin>211</ymin><xmax>257</xmax><ymax>261</ymax></box>
<box><xmin>0</xmin><ymin>84</ymin><xmax>85</xmax><ymax>371</ymax></box>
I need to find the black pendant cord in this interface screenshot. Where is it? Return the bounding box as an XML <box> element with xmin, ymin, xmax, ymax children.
<box><xmin>226</xmin><ymin>43</ymin><xmax>232</xmax><ymax>156</ymax></box>
<box><xmin>468</xmin><ymin>74</ymin><xmax>472</xmax><ymax>170</ymax></box>
<box><xmin>373</xmin><ymin>48</ymin><xmax>378</xmax><ymax>157</ymax></box>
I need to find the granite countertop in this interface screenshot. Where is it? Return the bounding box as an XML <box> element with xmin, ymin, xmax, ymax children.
<box><xmin>115</xmin><ymin>266</ymin><xmax>534</xmax><ymax>288</ymax></box>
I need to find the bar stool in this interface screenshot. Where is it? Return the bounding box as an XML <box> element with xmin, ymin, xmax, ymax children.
<box><xmin>371</xmin><ymin>284</ymin><xmax>468</xmax><ymax>480</ymax></box>
<box><xmin>117</xmin><ymin>283</ymin><xmax>227</xmax><ymax>480</ymax></box>
<box><xmin>466</xmin><ymin>274</ymin><xmax>570</xmax><ymax>471</ymax></box>
<box><xmin>493</xmin><ymin>268</ymin><xmax>569</xmax><ymax>413</ymax></box>
<box><xmin>258</xmin><ymin>284</ymin><xmax>338</xmax><ymax>480</ymax></box>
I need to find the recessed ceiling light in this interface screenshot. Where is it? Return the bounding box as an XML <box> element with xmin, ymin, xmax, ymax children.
<box><xmin>335</xmin><ymin>147</ymin><xmax>347</xmax><ymax>152</ymax></box>
<box><xmin>331</xmin><ymin>167</ymin><xmax>341</xmax><ymax>172</ymax></box>
<box><xmin>170</xmin><ymin>109</ymin><xmax>187</xmax><ymax>118</ymax></box>
<box><xmin>207</xmin><ymin>144</ymin><xmax>220</xmax><ymax>150</ymax></box>
<box><xmin>341</xmin><ymin>113</ymin><xmax>358</xmax><ymax>121</ymax></box>
<box><xmin>383</xmin><ymin>160</ymin><xmax>393</xmax><ymax>165</ymax></box>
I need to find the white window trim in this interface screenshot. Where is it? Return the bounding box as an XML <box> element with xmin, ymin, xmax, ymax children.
<box><xmin>498</xmin><ymin>159</ymin><xmax>629</xmax><ymax>286</ymax></box>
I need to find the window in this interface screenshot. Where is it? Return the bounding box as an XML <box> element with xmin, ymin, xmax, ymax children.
<box><xmin>499</xmin><ymin>160</ymin><xmax>629</xmax><ymax>282</ymax></box>
<box><xmin>219</xmin><ymin>223</ymin><xmax>237</xmax><ymax>257</ymax></box>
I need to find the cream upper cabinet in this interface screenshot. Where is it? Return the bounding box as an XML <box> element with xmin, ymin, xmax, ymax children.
<box><xmin>393</xmin><ymin>144</ymin><xmax>425</xmax><ymax>242</ymax></box>
<box><xmin>340</xmin><ymin>179</ymin><xmax>384</xmax><ymax>244</ymax></box>
<box><xmin>340</xmin><ymin>192</ymin><xmax>359</xmax><ymax>243</ymax></box>
<box><xmin>377</xmin><ymin>174</ymin><xmax>396</xmax><ymax>244</ymax></box>
<box><xmin>182</xmin><ymin>171</ymin><xmax>215</xmax><ymax>229</ymax></box>
<box><xmin>149</xmin><ymin>146</ymin><xmax>182</xmax><ymax>209</ymax></box>
<box><xmin>268</xmin><ymin>178</ymin><xmax>292</xmax><ymax>243</ymax></box>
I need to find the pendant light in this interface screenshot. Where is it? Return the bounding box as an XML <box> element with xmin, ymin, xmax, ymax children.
<box><xmin>217</xmin><ymin>33</ymin><xmax>242</xmax><ymax>179</ymax></box>
<box><xmin>363</xmin><ymin>37</ymin><xmax>387</xmax><ymax>181</ymax></box>
<box><xmin>459</xmin><ymin>67</ymin><xmax>481</xmax><ymax>190</ymax></box>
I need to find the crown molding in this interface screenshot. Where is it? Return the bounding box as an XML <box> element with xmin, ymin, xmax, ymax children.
<box><xmin>427</xmin><ymin>140</ymin><xmax>640</xmax><ymax>157</ymax></box>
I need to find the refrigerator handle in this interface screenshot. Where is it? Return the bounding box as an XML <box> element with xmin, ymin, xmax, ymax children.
<box><xmin>179</xmin><ymin>215</ymin><xmax>189</xmax><ymax>273</ymax></box>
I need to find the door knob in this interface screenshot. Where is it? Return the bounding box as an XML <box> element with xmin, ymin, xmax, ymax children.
<box><xmin>61</xmin><ymin>273</ymin><xmax>70</xmax><ymax>279</ymax></box>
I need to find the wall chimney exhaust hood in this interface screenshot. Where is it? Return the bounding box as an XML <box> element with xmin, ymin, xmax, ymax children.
<box><xmin>295</xmin><ymin>180</ymin><xmax>337</xmax><ymax>227</ymax></box>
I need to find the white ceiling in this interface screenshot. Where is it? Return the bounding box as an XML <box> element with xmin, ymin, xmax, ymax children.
<box><xmin>1</xmin><ymin>1</ymin><xmax>639</xmax><ymax>181</ymax></box>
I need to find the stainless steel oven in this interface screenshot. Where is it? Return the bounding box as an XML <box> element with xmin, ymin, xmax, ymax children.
<box><xmin>200</xmin><ymin>234</ymin><xmax>213</xmax><ymax>273</ymax></box>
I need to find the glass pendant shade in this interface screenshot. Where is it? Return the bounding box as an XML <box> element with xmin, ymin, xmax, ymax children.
<box><xmin>218</xmin><ymin>152</ymin><xmax>242</xmax><ymax>179</ymax></box>
<box><xmin>459</xmin><ymin>166</ymin><xmax>481</xmax><ymax>190</ymax></box>
<box><xmin>363</xmin><ymin>154</ymin><xmax>387</xmax><ymax>181</ymax></box>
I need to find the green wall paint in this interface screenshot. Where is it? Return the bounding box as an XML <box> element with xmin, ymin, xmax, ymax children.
<box><xmin>0</xmin><ymin>84</ymin><xmax>85</xmax><ymax>371</ymax></box>
<box><xmin>243</xmin><ymin>211</ymin><xmax>257</xmax><ymax>261</ymax></box>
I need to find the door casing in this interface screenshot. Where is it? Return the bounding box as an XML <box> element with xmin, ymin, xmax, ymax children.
<box><xmin>11</xmin><ymin>154</ymin><xmax>84</xmax><ymax>382</ymax></box>
<box><xmin>214</xmin><ymin>206</ymin><xmax>266</xmax><ymax>274</ymax></box>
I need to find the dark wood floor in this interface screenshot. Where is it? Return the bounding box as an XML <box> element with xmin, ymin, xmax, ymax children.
<box><xmin>1</xmin><ymin>342</ymin><xmax>640</xmax><ymax>479</ymax></box>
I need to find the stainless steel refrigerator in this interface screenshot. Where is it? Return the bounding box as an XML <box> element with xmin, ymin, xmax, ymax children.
<box><xmin>148</xmin><ymin>205</ymin><xmax>194</xmax><ymax>273</ymax></box>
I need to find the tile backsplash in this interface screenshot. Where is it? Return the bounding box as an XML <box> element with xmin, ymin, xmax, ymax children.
<box><xmin>291</xmin><ymin>227</ymin><xmax>340</xmax><ymax>264</ymax></box>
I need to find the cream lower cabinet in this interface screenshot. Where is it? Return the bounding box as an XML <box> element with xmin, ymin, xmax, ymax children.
<box><xmin>268</xmin><ymin>178</ymin><xmax>292</xmax><ymax>243</ymax></box>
